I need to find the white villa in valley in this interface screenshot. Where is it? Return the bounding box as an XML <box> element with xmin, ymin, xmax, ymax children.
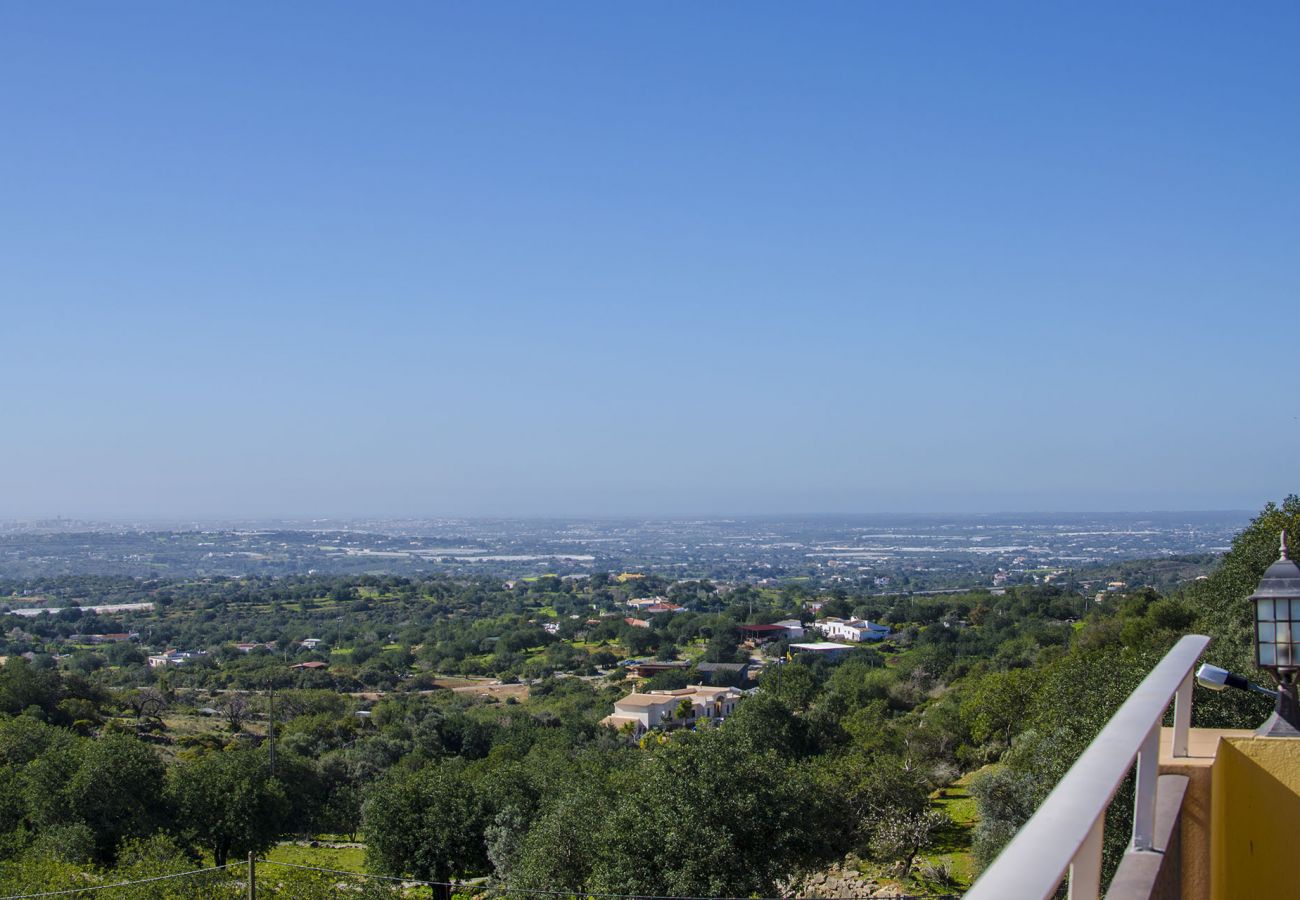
<box><xmin>147</xmin><ymin>649</ymin><xmax>206</xmax><ymax>668</ymax></box>
<box><xmin>813</xmin><ymin>617</ymin><xmax>891</xmax><ymax>642</ymax></box>
<box><xmin>600</xmin><ymin>685</ymin><xmax>743</xmax><ymax>734</ymax></box>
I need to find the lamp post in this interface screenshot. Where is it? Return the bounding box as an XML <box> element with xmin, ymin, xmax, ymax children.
<box><xmin>1249</xmin><ymin>530</ymin><xmax>1300</xmax><ymax>737</ymax></box>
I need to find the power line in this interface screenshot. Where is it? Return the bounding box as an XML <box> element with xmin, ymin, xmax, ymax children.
<box><xmin>254</xmin><ymin>861</ymin><xmax>959</xmax><ymax>900</ymax></box>
<box><xmin>0</xmin><ymin>864</ymin><xmax>232</xmax><ymax>900</ymax></box>
<box><xmin>0</xmin><ymin>857</ymin><xmax>961</xmax><ymax>900</ymax></box>
<box><xmin>256</xmin><ymin>860</ymin><xmax>411</xmax><ymax>884</ymax></box>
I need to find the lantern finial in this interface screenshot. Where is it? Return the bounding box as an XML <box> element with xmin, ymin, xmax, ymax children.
<box><xmin>1284</xmin><ymin>530</ymin><xmax>1291</xmax><ymax>561</ymax></box>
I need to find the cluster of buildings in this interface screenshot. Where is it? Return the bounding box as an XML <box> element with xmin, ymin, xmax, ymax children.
<box><xmin>600</xmin><ymin>615</ymin><xmax>898</xmax><ymax>736</ymax></box>
<box><xmin>626</xmin><ymin>596</ymin><xmax>686</xmax><ymax>615</ymax></box>
<box><xmin>139</xmin><ymin>636</ymin><xmax>323</xmax><ymax>669</ymax></box>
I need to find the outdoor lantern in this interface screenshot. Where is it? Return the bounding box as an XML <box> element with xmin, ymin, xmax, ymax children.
<box><xmin>1248</xmin><ymin>531</ymin><xmax>1300</xmax><ymax>736</ymax></box>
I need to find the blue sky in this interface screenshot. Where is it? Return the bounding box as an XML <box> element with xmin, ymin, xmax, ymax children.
<box><xmin>1</xmin><ymin>3</ymin><xmax>1297</xmax><ymax>518</ymax></box>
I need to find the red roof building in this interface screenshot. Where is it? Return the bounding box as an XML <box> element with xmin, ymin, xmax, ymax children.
<box><xmin>739</xmin><ymin>623</ymin><xmax>789</xmax><ymax>641</ymax></box>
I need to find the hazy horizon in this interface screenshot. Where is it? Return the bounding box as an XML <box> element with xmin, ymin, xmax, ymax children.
<box><xmin>0</xmin><ymin>507</ymin><xmax>1262</xmax><ymax>528</ymax></box>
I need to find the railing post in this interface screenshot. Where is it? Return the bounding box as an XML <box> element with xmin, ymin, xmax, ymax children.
<box><xmin>1172</xmin><ymin>669</ymin><xmax>1193</xmax><ymax>757</ymax></box>
<box><xmin>1132</xmin><ymin>722</ymin><xmax>1160</xmax><ymax>850</ymax></box>
<box><xmin>1068</xmin><ymin>815</ymin><xmax>1104</xmax><ymax>900</ymax></box>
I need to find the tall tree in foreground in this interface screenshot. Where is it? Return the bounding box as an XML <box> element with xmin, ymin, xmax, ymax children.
<box><xmin>590</xmin><ymin>729</ymin><xmax>842</xmax><ymax>898</ymax></box>
<box><xmin>166</xmin><ymin>748</ymin><xmax>288</xmax><ymax>866</ymax></box>
<box><xmin>362</xmin><ymin>758</ymin><xmax>489</xmax><ymax>894</ymax></box>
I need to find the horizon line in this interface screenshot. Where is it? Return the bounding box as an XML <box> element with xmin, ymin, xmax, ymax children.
<box><xmin>0</xmin><ymin>508</ymin><xmax>1258</xmax><ymax>527</ymax></box>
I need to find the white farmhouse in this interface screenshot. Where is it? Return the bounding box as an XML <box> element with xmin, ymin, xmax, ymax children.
<box><xmin>600</xmin><ymin>685</ymin><xmax>742</xmax><ymax>735</ymax></box>
<box><xmin>813</xmin><ymin>617</ymin><xmax>891</xmax><ymax>642</ymax></box>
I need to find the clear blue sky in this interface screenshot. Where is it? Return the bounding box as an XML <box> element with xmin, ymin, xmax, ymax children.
<box><xmin>2</xmin><ymin>3</ymin><xmax>1297</xmax><ymax>519</ymax></box>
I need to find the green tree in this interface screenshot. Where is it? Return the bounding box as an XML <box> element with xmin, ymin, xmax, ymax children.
<box><xmin>960</xmin><ymin>667</ymin><xmax>1043</xmax><ymax>749</ymax></box>
<box><xmin>362</xmin><ymin>759</ymin><xmax>489</xmax><ymax>886</ymax></box>
<box><xmin>761</xmin><ymin>663</ymin><xmax>819</xmax><ymax>711</ymax></box>
<box><xmin>166</xmin><ymin>749</ymin><xmax>288</xmax><ymax>866</ymax></box>
<box><xmin>509</xmin><ymin>786</ymin><xmax>608</xmax><ymax>892</ymax></box>
<box><xmin>1185</xmin><ymin>496</ymin><xmax>1300</xmax><ymax>728</ymax></box>
<box><xmin>590</xmin><ymin>731</ymin><xmax>841</xmax><ymax>897</ymax></box>
<box><xmin>64</xmin><ymin>734</ymin><xmax>169</xmax><ymax>863</ymax></box>
<box><xmin>0</xmin><ymin>658</ymin><xmax>63</xmax><ymax>720</ymax></box>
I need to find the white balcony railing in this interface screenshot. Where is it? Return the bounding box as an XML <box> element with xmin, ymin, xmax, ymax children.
<box><xmin>964</xmin><ymin>633</ymin><xmax>1210</xmax><ymax>900</ymax></box>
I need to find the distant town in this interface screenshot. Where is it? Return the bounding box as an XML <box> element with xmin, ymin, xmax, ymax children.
<box><xmin>0</xmin><ymin>511</ymin><xmax>1248</xmax><ymax>588</ymax></box>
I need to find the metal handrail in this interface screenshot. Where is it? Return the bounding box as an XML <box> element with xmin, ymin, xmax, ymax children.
<box><xmin>964</xmin><ymin>633</ymin><xmax>1210</xmax><ymax>900</ymax></box>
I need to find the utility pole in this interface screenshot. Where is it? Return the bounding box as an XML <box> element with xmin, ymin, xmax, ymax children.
<box><xmin>266</xmin><ymin>681</ymin><xmax>276</xmax><ymax>777</ymax></box>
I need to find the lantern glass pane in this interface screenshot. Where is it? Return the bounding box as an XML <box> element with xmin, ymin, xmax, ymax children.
<box><xmin>1280</xmin><ymin>623</ymin><xmax>1293</xmax><ymax>645</ymax></box>
<box><xmin>1260</xmin><ymin>622</ymin><xmax>1277</xmax><ymax>642</ymax></box>
<box><xmin>1291</xmin><ymin>599</ymin><xmax>1300</xmax><ymax>619</ymax></box>
<box><xmin>1258</xmin><ymin>600</ymin><xmax>1275</xmax><ymax>622</ymax></box>
<box><xmin>1260</xmin><ymin>644</ymin><xmax>1277</xmax><ymax>666</ymax></box>
<box><xmin>1279</xmin><ymin>644</ymin><xmax>1292</xmax><ymax>667</ymax></box>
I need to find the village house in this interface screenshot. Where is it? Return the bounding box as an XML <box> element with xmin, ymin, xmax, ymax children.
<box><xmin>788</xmin><ymin>641</ymin><xmax>855</xmax><ymax>660</ymax></box>
<box><xmin>147</xmin><ymin>650</ymin><xmax>205</xmax><ymax>668</ymax></box>
<box><xmin>627</xmin><ymin>596</ymin><xmax>667</xmax><ymax>609</ymax></box>
<box><xmin>693</xmin><ymin>661</ymin><xmax>753</xmax><ymax>686</ymax></box>
<box><xmin>773</xmin><ymin>619</ymin><xmax>805</xmax><ymax>639</ymax></box>
<box><xmin>641</xmin><ymin>602</ymin><xmax>683</xmax><ymax>614</ymax></box>
<box><xmin>739</xmin><ymin>623</ymin><xmax>789</xmax><ymax>643</ymax></box>
<box><xmin>813</xmin><ymin>617</ymin><xmax>891</xmax><ymax>642</ymax></box>
<box><xmin>628</xmin><ymin>660</ymin><xmax>690</xmax><ymax>679</ymax></box>
<box><xmin>600</xmin><ymin>684</ymin><xmax>743</xmax><ymax>734</ymax></box>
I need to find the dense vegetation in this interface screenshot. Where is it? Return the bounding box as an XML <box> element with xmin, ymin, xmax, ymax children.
<box><xmin>0</xmin><ymin>498</ymin><xmax>1291</xmax><ymax>897</ymax></box>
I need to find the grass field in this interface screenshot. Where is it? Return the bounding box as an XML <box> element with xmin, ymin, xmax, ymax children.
<box><xmin>851</xmin><ymin>769</ymin><xmax>982</xmax><ymax>897</ymax></box>
<box><xmin>266</xmin><ymin>842</ymin><xmax>367</xmax><ymax>874</ymax></box>
<box><xmin>909</xmin><ymin>770</ymin><xmax>982</xmax><ymax>892</ymax></box>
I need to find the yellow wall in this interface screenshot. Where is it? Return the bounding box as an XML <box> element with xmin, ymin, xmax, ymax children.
<box><xmin>1210</xmin><ymin>736</ymin><xmax>1300</xmax><ymax>900</ymax></box>
<box><xmin>1159</xmin><ymin>727</ymin><xmax>1253</xmax><ymax>900</ymax></box>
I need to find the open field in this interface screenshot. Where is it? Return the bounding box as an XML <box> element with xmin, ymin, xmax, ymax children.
<box><xmin>267</xmin><ymin>841</ymin><xmax>367</xmax><ymax>874</ymax></box>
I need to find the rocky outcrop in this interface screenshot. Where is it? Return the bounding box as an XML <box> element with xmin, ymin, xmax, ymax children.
<box><xmin>787</xmin><ymin>857</ymin><xmax>907</xmax><ymax>898</ymax></box>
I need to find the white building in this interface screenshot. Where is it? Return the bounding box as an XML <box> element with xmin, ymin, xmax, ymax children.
<box><xmin>813</xmin><ymin>617</ymin><xmax>891</xmax><ymax>642</ymax></box>
<box><xmin>774</xmin><ymin>619</ymin><xmax>805</xmax><ymax>639</ymax></box>
<box><xmin>788</xmin><ymin>641</ymin><xmax>855</xmax><ymax>659</ymax></box>
<box><xmin>147</xmin><ymin>650</ymin><xmax>204</xmax><ymax>668</ymax></box>
<box><xmin>600</xmin><ymin>685</ymin><xmax>742</xmax><ymax>734</ymax></box>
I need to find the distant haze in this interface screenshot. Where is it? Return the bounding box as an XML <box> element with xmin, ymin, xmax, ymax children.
<box><xmin>2</xmin><ymin>4</ymin><xmax>1297</xmax><ymax>519</ymax></box>
<box><xmin>0</xmin><ymin>512</ymin><xmax>1255</xmax><ymax>581</ymax></box>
